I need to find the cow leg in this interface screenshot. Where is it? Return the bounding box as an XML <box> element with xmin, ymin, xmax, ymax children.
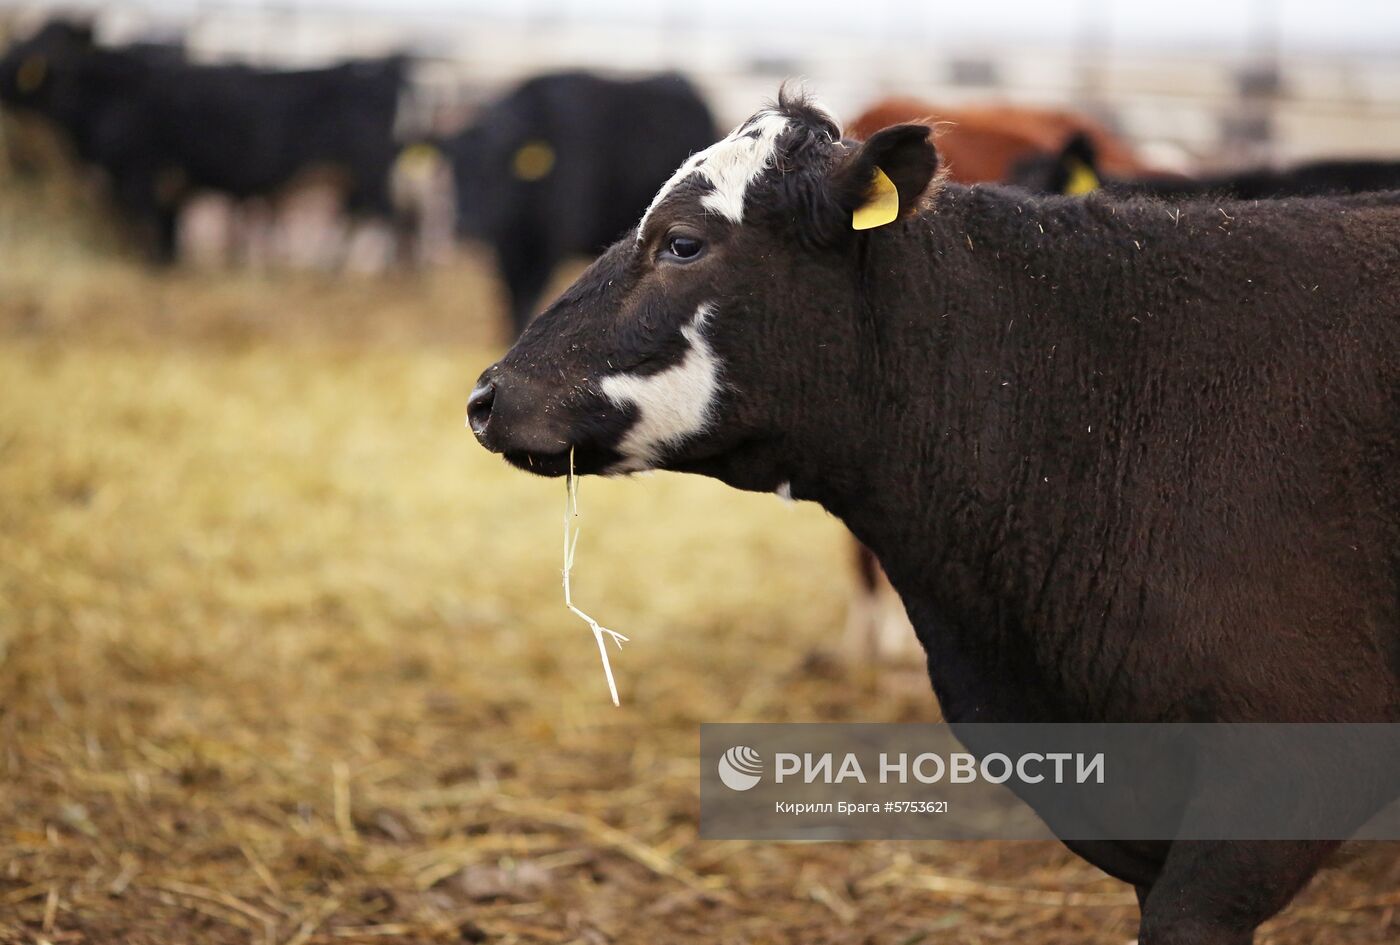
<box><xmin>1137</xmin><ymin>839</ymin><xmax>1337</xmax><ymax>945</ymax></box>
<box><xmin>240</xmin><ymin>199</ymin><xmax>277</xmax><ymax>270</ymax></box>
<box><xmin>392</xmin><ymin>207</ymin><xmax>419</xmax><ymax>268</ymax></box>
<box><xmin>1060</xmin><ymin>838</ymin><xmax>1164</xmax><ymax>890</ymax></box>
<box><xmin>343</xmin><ymin>217</ymin><xmax>396</xmax><ymax>274</ymax></box>
<box><xmin>843</xmin><ymin>541</ymin><xmax>882</xmax><ymax>662</ymax></box>
<box><xmin>351</xmin><ymin>174</ymin><xmax>416</xmax><ymax>270</ymax></box>
<box><xmin>498</xmin><ymin>245</ymin><xmax>553</xmax><ymax>340</ymax></box>
<box><xmin>154</xmin><ymin>204</ymin><xmax>179</xmax><ymax>264</ymax></box>
<box><xmin>111</xmin><ymin>169</ymin><xmax>175</xmax><ymax>264</ymax></box>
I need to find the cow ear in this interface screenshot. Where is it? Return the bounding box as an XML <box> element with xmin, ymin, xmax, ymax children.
<box><xmin>1058</xmin><ymin>132</ymin><xmax>1101</xmax><ymax>196</ymax></box>
<box><xmin>829</xmin><ymin>124</ymin><xmax>938</xmax><ymax>231</ymax></box>
<box><xmin>52</xmin><ymin>20</ymin><xmax>96</xmax><ymax>47</ymax></box>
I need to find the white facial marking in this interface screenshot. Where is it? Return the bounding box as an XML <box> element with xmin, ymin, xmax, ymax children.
<box><xmin>636</xmin><ymin>110</ymin><xmax>791</xmax><ymax>237</ymax></box>
<box><xmin>638</xmin><ymin>153</ymin><xmax>708</xmax><ymax>238</ymax></box>
<box><xmin>697</xmin><ymin>111</ymin><xmax>790</xmax><ymax>223</ymax></box>
<box><xmin>600</xmin><ymin>304</ymin><xmax>721</xmax><ymax>471</ymax></box>
<box><xmin>775</xmin><ymin>482</ymin><xmax>793</xmax><ymax>502</ymax></box>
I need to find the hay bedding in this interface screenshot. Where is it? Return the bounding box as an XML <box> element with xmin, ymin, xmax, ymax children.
<box><xmin>0</xmin><ymin>175</ymin><xmax>1396</xmax><ymax>944</ymax></box>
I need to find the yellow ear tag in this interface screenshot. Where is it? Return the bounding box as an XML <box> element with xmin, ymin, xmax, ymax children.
<box><xmin>512</xmin><ymin>140</ymin><xmax>556</xmax><ymax>182</ymax></box>
<box><xmin>398</xmin><ymin>142</ymin><xmax>441</xmax><ymax>169</ymax></box>
<box><xmin>393</xmin><ymin>142</ymin><xmax>443</xmax><ymax>183</ymax></box>
<box><xmin>852</xmin><ymin>167</ymin><xmax>900</xmax><ymax>230</ymax></box>
<box><xmin>1064</xmin><ymin>158</ymin><xmax>1100</xmax><ymax>196</ymax></box>
<box><xmin>17</xmin><ymin>55</ymin><xmax>47</xmax><ymax>94</ymax></box>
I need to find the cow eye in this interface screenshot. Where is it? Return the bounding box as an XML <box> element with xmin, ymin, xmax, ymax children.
<box><xmin>662</xmin><ymin>234</ymin><xmax>705</xmax><ymax>262</ymax></box>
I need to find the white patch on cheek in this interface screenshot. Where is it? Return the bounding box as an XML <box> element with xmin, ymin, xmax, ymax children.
<box><xmin>600</xmin><ymin>304</ymin><xmax>721</xmax><ymax>470</ymax></box>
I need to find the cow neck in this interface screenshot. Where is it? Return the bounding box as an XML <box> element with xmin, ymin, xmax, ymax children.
<box><xmin>806</xmin><ymin>185</ymin><xmax>1134</xmax><ymax>719</ymax></box>
<box><xmin>807</xmin><ymin>186</ymin><xmax>1043</xmax><ymax>551</ymax></box>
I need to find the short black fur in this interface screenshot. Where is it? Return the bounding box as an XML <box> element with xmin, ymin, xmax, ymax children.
<box><xmin>474</xmin><ymin>93</ymin><xmax>1400</xmax><ymax>944</ymax></box>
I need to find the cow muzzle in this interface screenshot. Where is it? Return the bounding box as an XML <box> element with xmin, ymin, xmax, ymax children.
<box><xmin>467</xmin><ymin>364</ymin><xmax>622</xmax><ymax>477</ymax></box>
<box><xmin>468</xmin><ymin>365</ymin><xmax>565</xmax><ymax>454</ymax></box>
<box><xmin>466</xmin><ymin>378</ymin><xmax>499</xmax><ymax>441</ymax></box>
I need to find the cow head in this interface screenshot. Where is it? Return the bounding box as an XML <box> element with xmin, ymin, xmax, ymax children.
<box><xmin>468</xmin><ymin>91</ymin><xmax>938</xmax><ymax>494</ymax></box>
<box><xmin>449</xmin><ymin>100</ymin><xmax>556</xmax><ymax>241</ymax></box>
<box><xmin>1008</xmin><ymin>132</ymin><xmax>1102</xmax><ymax>195</ymax></box>
<box><xmin>0</xmin><ymin>19</ymin><xmax>94</xmax><ymax>110</ymax></box>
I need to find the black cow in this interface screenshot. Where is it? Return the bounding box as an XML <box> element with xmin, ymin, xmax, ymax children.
<box><xmin>0</xmin><ymin>19</ymin><xmax>407</xmax><ymax>261</ymax></box>
<box><xmin>447</xmin><ymin>71</ymin><xmax>717</xmax><ymax>338</ymax></box>
<box><xmin>468</xmin><ymin>91</ymin><xmax>1400</xmax><ymax>943</ymax></box>
<box><xmin>1012</xmin><ymin>130</ymin><xmax>1400</xmax><ymax>198</ymax></box>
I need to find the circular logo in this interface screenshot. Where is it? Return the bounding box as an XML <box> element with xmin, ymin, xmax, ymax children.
<box><xmin>718</xmin><ymin>746</ymin><xmax>763</xmax><ymax>791</ymax></box>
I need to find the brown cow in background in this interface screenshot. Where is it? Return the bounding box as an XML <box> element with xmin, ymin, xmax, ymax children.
<box><xmin>847</xmin><ymin>97</ymin><xmax>1151</xmax><ymax>182</ymax></box>
<box><xmin>843</xmin><ymin>97</ymin><xmax>1152</xmax><ymax>670</ymax></box>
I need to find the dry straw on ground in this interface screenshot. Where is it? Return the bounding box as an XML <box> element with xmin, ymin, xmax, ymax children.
<box><xmin>0</xmin><ymin>155</ymin><xmax>1396</xmax><ymax>944</ymax></box>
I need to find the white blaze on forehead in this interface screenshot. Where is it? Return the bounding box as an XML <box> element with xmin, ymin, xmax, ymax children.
<box><xmin>636</xmin><ymin>110</ymin><xmax>791</xmax><ymax>237</ymax></box>
<box><xmin>600</xmin><ymin>304</ymin><xmax>721</xmax><ymax>471</ymax></box>
<box><xmin>697</xmin><ymin>111</ymin><xmax>791</xmax><ymax>223</ymax></box>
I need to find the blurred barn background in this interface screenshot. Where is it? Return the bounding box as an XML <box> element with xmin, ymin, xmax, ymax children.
<box><xmin>1</xmin><ymin>2</ymin><xmax>1399</xmax><ymax>943</ymax></box>
<box><xmin>10</xmin><ymin>0</ymin><xmax>1400</xmax><ymax>154</ymax></box>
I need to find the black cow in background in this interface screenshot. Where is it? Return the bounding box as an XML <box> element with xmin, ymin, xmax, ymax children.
<box><xmin>1012</xmin><ymin>130</ymin><xmax>1400</xmax><ymax>198</ymax></box>
<box><xmin>447</xmin><ymin>71</ymin><xmax>717</xmax><ymax>338</ymax></box>
<box><xmin>0</xmin><ymin>19</ymin><xmax>408</xmax><ymax>262</ymax></box>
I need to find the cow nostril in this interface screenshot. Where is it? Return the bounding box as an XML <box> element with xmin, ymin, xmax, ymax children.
<box><xmin>467</xmin><ymin>381</ymin><xmax>496</xmax><ymax>438</ymax></box>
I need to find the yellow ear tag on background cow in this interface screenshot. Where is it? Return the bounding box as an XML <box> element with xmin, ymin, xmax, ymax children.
<box><xmin>394</xmin><ymin>142</ymin><xmax>443</xmax><ymax>184</ymax></box>
<box><xmin>1064</xmin><ymin>158</ymin><xmax>1101</xmax><ymax>196</ymax></box>
<box><xmin>17</xmin><ymin>55</ymin><xmax>47</xmax><ymax>94</ymax></box>
<box><xmin>512</xmin><ymin>140</ymin><xmax>556</xmax><ymax>182</ymax></box>
<box><xmin>397</xmin><ymin>142</ymin><xmax>441</xmax><ymax>170</ymax></box>
<box><xmin>852</xmin><ymin>167</ymin><xmax>899</xmax><ymax>231</ymax></box>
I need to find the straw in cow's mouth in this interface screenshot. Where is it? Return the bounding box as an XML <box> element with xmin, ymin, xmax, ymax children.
<box><xmin>562</xmin><ymin>447</ymin><xmax>630</xmax><ymax>706</ymax></box>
